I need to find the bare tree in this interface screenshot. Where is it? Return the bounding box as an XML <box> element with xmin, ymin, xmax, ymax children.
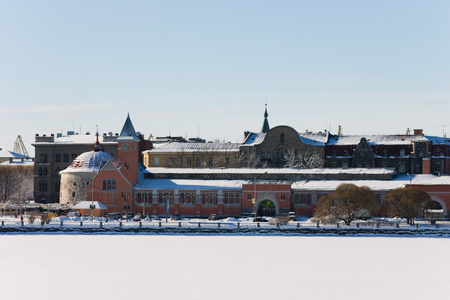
<box><xmin>284</xmin><ymin>148</ymin><xmax>324</xmax><ymax>168</ymax></box>
<box><xmin>0</xmin><ymin>166</ymin><xmax>34</xmax><ymax>204</ymax></box>
<box><xmin>237</xmin><ymin>150</ymin><xmax>261</xmax><ymax>168</ymax></box>
<box><xmin>314</xmin><ymin>183</ymin><xmax>379</xmax><ymax>225</ymax></box>
<box><xmin>385</xmin><ymin>188</ymin><xmax>431</xmax><ymax>225</ymax></box>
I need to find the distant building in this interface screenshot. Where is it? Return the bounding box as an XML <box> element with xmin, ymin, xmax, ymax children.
<box><xmin>60</xmin><ymin>115</ymin><xmax>450</xmax><ymax>219</ymax></box>
<box><xmin>142</xmin><ymin>106</ymin><xmax>450</xmax><ymax>174</ymax></box>
<box><xmin>32</xmin><ymin>121</ymin><xmax>152</xmax><ymax>203</ymax></box>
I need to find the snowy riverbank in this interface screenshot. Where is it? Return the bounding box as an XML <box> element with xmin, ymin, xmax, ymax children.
<box><xmin>1</xmin><ymin>216</ymin><xmax>449</xmax><ymax>237</ymax></box>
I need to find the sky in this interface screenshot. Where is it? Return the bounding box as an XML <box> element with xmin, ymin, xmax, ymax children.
<box><xmin>1</xmin><ymin>0</ymin><xmax>449</xmax><ymax>156</ymax></box>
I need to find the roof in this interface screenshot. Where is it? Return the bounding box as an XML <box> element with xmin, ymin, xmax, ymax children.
<box><xmin>117</xmin><ymin>114</ymin><xmax>139</xmax><ymax>141</ymax></box>
<box><xmin>136</xmin><ymin>179</ymin><xmax>247</xmax><ymax>190</ymax></box>
<box><xmin>145</xmin><ymin>167</ymin><xmax>395</xmax><ymax>176</ymax></box>
<box><xmin>33</xmin><ymin>134</ymin><xmax>118</xmax><ymax>145</ymax></box>
<box><xmin>0</xmin><ymin>149</ymin><xmax>29</xmax><ymax>159</ymax></box>
<box><xmin>327</xmin><ymin>134</ymin><xmax>450</xmax><ymax>146</ymax></box>
<box><xmin>0</xmin><ymin>159</ymin><xmax>34</xmax><ymax>166</ymax></box>
<box><xmin>71</xmin><ymin>201</ymin><xmax>108</xmax><ymax>209</ymax></box>
<box><xmin>144</xmin><ymin>142</ymin><xmax>241</xmax><ymax>153</ymax></box>
<box><xmin>61</xmin><ymin>150</ymin><xmax>118</xmax><ymax>173</ymax></box>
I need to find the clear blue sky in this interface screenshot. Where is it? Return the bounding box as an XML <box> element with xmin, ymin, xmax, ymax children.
<box><xmin>1</xmin><ymin>0</ymin><xmax>449</xmax><ymax>156</ymax></box>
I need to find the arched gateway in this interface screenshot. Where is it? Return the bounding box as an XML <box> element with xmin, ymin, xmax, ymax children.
<box><xmin>255</xmin><ymin>194</ymin><xmax>280</xmax><ymax>216</ymax></box>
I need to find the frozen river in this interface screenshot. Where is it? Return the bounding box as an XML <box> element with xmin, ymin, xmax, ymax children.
<box><xmin>0</xmin><ymin>235</ymin><xmax>448</xmax><ymax>300</ymax></box>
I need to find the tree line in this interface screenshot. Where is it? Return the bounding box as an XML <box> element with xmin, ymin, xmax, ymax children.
<box><xmin>0</xmin><ymin>165</ymin><xmax>34</xmax><ymax>203</ymax></box>
<box><xmin>314</xmin><ymin>183</ymin><xmax>433</xmax><ymax>225</ymax></box>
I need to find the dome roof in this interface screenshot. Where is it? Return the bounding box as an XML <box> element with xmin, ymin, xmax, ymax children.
<box><xmin>65</xmin><ymin>150</ymin><xmax>118</xmax><ymax>172</ymax></box>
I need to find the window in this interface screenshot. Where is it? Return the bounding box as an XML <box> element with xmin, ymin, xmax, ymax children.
<box><xmin>400</xmin><ymin>149</ymin><xmax>405</xmax><ymax>157</ymax></box>
<box><xmin>196</xmin><ymin>157</ymin><xmax>201</xmax><ymax>166</ymax></box>
<box><xmin>168</xmin><ymin>157</ymin><xmax>173</xmax><ymax>166</ymax></box>
<box><xmin>155</xmin><ymin>157</ymin><xmax>160</xmax><ymax>166</ymax></box>
<box><xmin>435</xmin><ymin>149</ymin><xmax>440</xmax><ymax>156</ymax></box>
<box><xmin>331</xmin><ymin>150</ymin><xmax>336</xmax><ymax>157</ymax></box>
<box><xmin>382</xmin><ymin>150</ymin><xmax>387</xmax><ymax>158</ymax></box>
<box><xmin>225</xmin><ymin>157</ymin><xmax>230</xmax><ymax>166</ymax></box>
<box><xmin>55</xmin><ymin>154</ymin><xmax>61</xmax><ymax>162</ymax></box>
<box><xmin>398</xmin><ymin>165</ymin><xmax>406</xmax><ymax>173</ymax></box>
<box><xmin>40</xmin><ymin>153</ymin><xmax>47</xmax><ymax>163</ymax></box>
<box><xmin>187</xmin><ymin>157</ymin><xmax>192</xmax><ymax>166</ymax></box>
<box><xmin>102</xmin><ymin>179</ymin><xmax>116</xmax><ymax>190</ymax></box>
<box><xmin>280</xmin><ymin>194</ymin><xmax>286</xmax><ymax>201</ymax></box>
<box><xmin>177</xmin><ymin>157</ymin><xmax>182</xmax><ymax>166</ymax></box>
<box><xmin>63</xmin><ymin>154</ymin><xmax>69</xmax><ymax>162</ymax></box>
<box><xmin>343</xmin><ymin>150</ymin><xmax>348</xmax><ymax>157</ymax></box>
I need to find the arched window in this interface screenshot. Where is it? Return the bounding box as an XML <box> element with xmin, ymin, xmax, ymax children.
<box><xmin>103</xmin><ymin>180</ymin><xmax>107</xmax><ymax>190</ymax></box>
<box><xmin>107</xmin><ymin>180</ymin><xmax>111</xmax><ymax>190</ymax></box>
<box><xmin>112</xmin><ymin>180</ymin><xmax>116</xmax><ymax>190</ymax></box>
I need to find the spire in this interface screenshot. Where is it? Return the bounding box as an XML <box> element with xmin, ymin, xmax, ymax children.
<box><xmin>93</xmin><ymin>124</ymin><xmax>104</xmax><ymax>152</ymax></box>
<box><xmin>119</xmin><ymin>113</ymin><xmax>137</xmax><ymax>137</ymax></box>
<box><xmin>261</xmin><ymin>104</ymin><xmax>270</xmax><ymax>133</ymax></box>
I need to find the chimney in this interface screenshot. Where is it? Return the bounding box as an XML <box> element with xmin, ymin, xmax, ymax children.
<box><xmin>413</xmin><ymin>129</ymin><xmax>423</xmax><ymax>136</ymax></box>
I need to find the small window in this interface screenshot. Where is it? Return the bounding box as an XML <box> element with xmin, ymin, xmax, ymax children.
<box><xmin>177</xmin><ymin>157</ymin><xmax>182</xmax><ymax>166</ymax></box>
<box><xmin>168</xmin><ymin>157</ymin><xmax>173</xmax><ymax>166</ymax></box>
<box><xmin>400</xmin><ymin>149</ymin><xmax>405</xmax><ymax>157</ymax></box>
<box><xmin>187</xmin><ymin>157</ymin><xmax>192</xmax><ymax>166</ymax></box>
<box><xmin>382</xmin><ymin>150</ymin><xmax>387</xmax><ymax>158</ymax></box>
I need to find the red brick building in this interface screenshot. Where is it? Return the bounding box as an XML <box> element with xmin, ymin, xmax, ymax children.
<box><xmin>62</xmin><ymin>114</ymin><xmax>450</xmax><ymax>219</ymax></box>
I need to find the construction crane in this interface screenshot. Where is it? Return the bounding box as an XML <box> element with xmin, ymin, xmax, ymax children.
<box><xmin>13</xmin><ymin>135</ymin><xmax>29</xmax><ymax>157</ymax></box>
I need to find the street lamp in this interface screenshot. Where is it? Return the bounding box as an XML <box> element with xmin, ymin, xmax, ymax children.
<box><xmin>407</xmin><ymin>173</ymin><xmax>412</xmax><ymax>187</ymax></box>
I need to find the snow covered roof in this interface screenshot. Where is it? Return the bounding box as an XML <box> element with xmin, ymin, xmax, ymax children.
<box><xmin>0</xmin><ymin>159</ymin><xmax>34</xmax><ymax>166</ymax></box>
<box><xmin>144</xmin><ymin>142</ymin><xmax>241</xmax><ymax>153</ymax></box>
<box><xmin>145</xmin><ymin>167</ymin><xmax>395</xmax><ymax>176</ymax></box>
<box><xmin>34</xmin><ymin>134</ymin><xmax>118</xmax><ymax>145</ymax></box>
<box><xmin>292</xmin><ymin>180</ymin><xmax>407</xmax><ymax>191</ymax></box>
<box><xmin>299</xmin><ymin>132</ymin><xmax>328</xmax><ymax>146</ymax></box>
<box><xmin>136</xmin><ymin>179</ymin><xmax>247</xmax><ymax>190</ymax></box>
<box><xmin>327</xmin><ymin>134</ymin><xmax>450</xmax><ymax>146</ymax></box>
<box><xmin>72</xmin><ymin>201</ymin><xmax>108</xmax><ymax>209</ymax></box>
<box><xmin>61</xmin><ymin>150</ymin><xmax>118</xmax><ymax>173</ymax></box>
<box><xmin>243</xmin><ymin>131</ymin><xmax>327</xmax><ymax>147</ymax></box>
<box><xmin>292</xmin><ymin>174</ymin><xmax>450</xmax><ymax>191</ymax></box>
<box><xmin>243</xmin><ymin>132</ymin><xmax>266</xmax><ymax>145</ymax></box>
<box><xmin>0</xmin><ymin>149</ymin><xmax>29</xmax><ymax>159</ymax></box>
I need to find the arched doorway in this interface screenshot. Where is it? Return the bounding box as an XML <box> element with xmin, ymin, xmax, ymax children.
<box><xmin>258</xmin><ymin>200</ymin><xmax>276</xmax><ymax>217</ymax></box>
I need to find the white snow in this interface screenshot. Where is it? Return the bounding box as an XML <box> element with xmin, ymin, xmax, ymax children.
<box><xmin>0</xmin><ymin>234</ymin><xmax>449</xmax><ymax>300</ymax></box>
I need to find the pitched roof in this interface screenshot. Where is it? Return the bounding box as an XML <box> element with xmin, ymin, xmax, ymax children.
<box><xmin>118</xmin><ymin>114</ymin><xmax>139</xmax><ymax>141</ymax></box>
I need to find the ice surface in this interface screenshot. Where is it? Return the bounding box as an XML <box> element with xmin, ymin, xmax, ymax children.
<box><xmin>0</xmin><ymin>235</ymin><xmax>448</xmax><ymax>300</ymax></box>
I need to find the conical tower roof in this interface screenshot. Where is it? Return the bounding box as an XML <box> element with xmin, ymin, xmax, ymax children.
<box><xmin>261</xmin><ymin>104</ymin><xmax>270</xmax><ymax>133</ymax></box>
<box><xmin>117</xmin><ymin>113</ymin><xmax>139</xmax><ymax>141</ymax></box>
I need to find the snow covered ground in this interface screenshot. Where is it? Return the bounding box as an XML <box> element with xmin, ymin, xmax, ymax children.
<box><xmin>0</xmin><ymin>235</ymin><xmax>448</xmax><ymax>300</ymax></box>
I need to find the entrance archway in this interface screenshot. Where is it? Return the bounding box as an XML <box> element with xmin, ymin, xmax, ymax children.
<box><xmin>425</xmin><ymin>196</ymin><xmax>448</xmax><ymax>216</ymax></box>
<box><xmin>258</xmin><ymin>200</ymin><xmax>276</xmax><ymax>217</ymax></box>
